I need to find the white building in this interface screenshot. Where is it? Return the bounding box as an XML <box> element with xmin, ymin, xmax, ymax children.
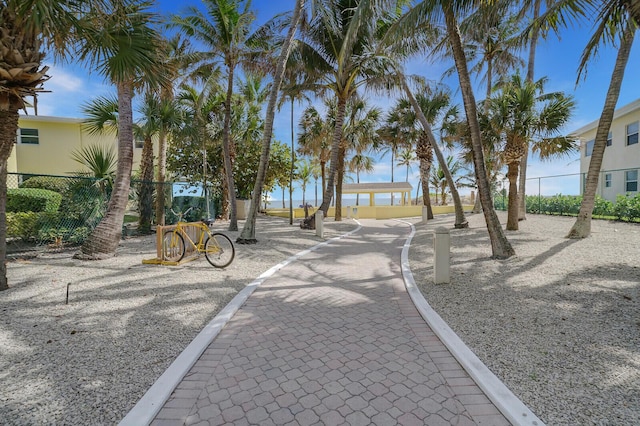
<box><xmin>574</xmin><ymin>98</ymin><xmax>640</xmax><ymax>201</ymax></box>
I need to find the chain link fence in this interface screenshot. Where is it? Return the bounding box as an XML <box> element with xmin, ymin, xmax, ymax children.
<box><xmin>6</xmin><ymin>173</ymin><xmax>180</xmax><ymax>252</ymax></box>
<box><xmin>493</xmin><ymin>168</ymin><xmax>640</xmax><ymax>221</ymax></box>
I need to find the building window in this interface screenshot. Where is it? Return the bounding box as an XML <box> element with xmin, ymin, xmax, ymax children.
<box><xmin>134</xmin><ymin>138</ymin><xmax>144</xmax><ymax>149</ymax></box>
<box><xmin>627</xmin><ymin>122</ymin><xmax>639</xmax><ymax>146</ymax></box>
<box><xmin>585</xmin><ymin>139</ymin><xmax>594</xmax><ymax>157</ymax></box>
<box><xmin>18</xmin><ymin>128</ymin><xmax>39</xmax><ymax>144</ymax></box>
<box><xmin>626</xmin><ymin>170</ymin><xmax>638</xmax><ymax>192</ymax></box>
<box><xmin>606</xmin><ymin>131</ymin><xmax>612</xmax><ymax>147</ymax></box>
<box><xmin>605</xmin><ymin>173</ymin><xmax>612</xmax><ymax>188</ymax></box>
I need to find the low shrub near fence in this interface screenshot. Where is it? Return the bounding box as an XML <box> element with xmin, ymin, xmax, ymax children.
<box><xmin>495</xmin><ymin>193</ymin><xmax>640</xmax><ymax>223</ymax></box>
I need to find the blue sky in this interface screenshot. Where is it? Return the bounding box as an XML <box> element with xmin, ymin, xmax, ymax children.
<box><xmin>29</xmin><ymin>1</ymin><xmax>640</xmax><ymax>203</ymax></box>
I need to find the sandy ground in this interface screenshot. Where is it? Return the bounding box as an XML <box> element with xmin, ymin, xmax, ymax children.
<box><xmin>409</xmin><ymin>211</ymin><xmax>640</xmax><ymax>426</ymax></box>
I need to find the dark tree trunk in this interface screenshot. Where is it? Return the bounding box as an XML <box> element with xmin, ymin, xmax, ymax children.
<box><xmin>222</xmin><ymin>65</ymin><xmax>238</xmax><ymax>231</ymax></box>
<box><xmin>79</xmin><ymin>81</ymin><xmax>135</xmax><ymax>259</ymax></box>
<box><xmin>138</xmin><ymin>136</ymin><xmax>154</xmax><ymax>234</ymax></box>
<box><xmin>444</xmin><ymin>4</ymin><xmax>514</xmax><ymax>258</ymax></box>
<box><xmin>506</xmin><ymin>161</ymin><xmax>519</xmax><ymax>231</ymax></box>
<box><xmin>0</xmin><ymin>107</ymin><xmax>20</xmax><ymax>290</ymax></box>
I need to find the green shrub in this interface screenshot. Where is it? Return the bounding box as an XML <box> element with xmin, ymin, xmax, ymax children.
<box><xmin>592</xmin><ymin>196</ymin><xmax>614</xmax><ymax>217</ymax></box>
<box><xmin>613</xmin><ymin>195</ymin><xmax>630</xmax><ymax>221</ymax></box>
<box><xmin>20</xmin><ymin>176</ymin><xmax>70</xmax><ymax>194</ymax></box>
<box><xmin>7</xmin><ymin>188</ymin><xmax>62</xmax><ymax>213</ymax></box>
<box><xmin>6</xmin><ymin>212</ymin><xmax>40</xmax><ymax>241</ymax></box>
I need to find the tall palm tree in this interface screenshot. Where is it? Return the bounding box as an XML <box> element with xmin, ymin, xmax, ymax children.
<box><xmin>489</xmin><ymin>74</ymin><xmax>575</xmax><ymax>230</ymax></box>
<box><xmin>172</xmin><ymin>0</ymin><xmax>261</xmax><ymax>232</ymax></box>
<box><xmin>348</xmin><ymin>153</ymin><xmax>374</xmax><ymax>205</ymax></box>
<box><xmin>0</xmin><ymin>1</ymin><xmax>94</xmax><ymax>289</ymax></box>
<box><xmin>296</xmin><ymin>158</ymin><xmax>315</xmax><ymax>206</ymax></box>
<box><xmin>389</xmin><ymin>1</ymin><xmax>514</xmax><ymax>257</ymax></box>
<box><xmin>278</xmin><ymin>58</ymin><xmax>311</xmax><ymax>224</ymax></box>
<box><xmin>296</xmin><ymin>0</ymin><xmax>395</xmax><ymax>228</ymax></box>
<box><xmin>397</xmin><ymin>148</ymin><xmax>415</xmax><ymax>203</ymax></box>
<box><xmin>534</xmin><ymin>1</ymin><xmax>638</xmax><ymax>238</ymax></box>
<box><xmin>378</xmin><ymin>103</ymin><xmax>413</xmax><ymax>206</ymax></box>
<box><xmin>298</xmin><ymin>104</ymin><xmax>332</xmax><ymax>197</ymax></box>
<box><xmin>154</xmin><ymin>34</ymin><xmax>190</xmax><ymax>227</ymax></box>
<box><xmin>517</xmin><ymin>0</ymin><xmax>556</xmax><ymax>220</ymax></box>
<box><xmin>77</xmin><ymin>0</ymin><xmax>165</xmax><ymax>259</ymax></box>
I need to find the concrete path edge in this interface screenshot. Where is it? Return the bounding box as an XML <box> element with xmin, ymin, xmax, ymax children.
<box><xmin>397</xmin><ymin>220</ymin><xmax>545</xmax><ymax>426</ymax></box>
<box><xmin>119</xmin><ymin>221</ymin><xmax>362</xmax><ymax>426</ymax></box>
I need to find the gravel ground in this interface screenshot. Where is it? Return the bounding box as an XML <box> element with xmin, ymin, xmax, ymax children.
<box><xmin>409</xmin><ymin>211</ymin><xmax>640</xmax><ymax>426</ymax></box>
<box><xmin>0</xmin><ymin>215</ymin><xmax>355</xmax><ymax>425</ymax></box>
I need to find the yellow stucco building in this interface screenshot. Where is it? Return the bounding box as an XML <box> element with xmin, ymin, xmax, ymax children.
<box><xmin>10</xmin><ymin>115</ymin><xmax>153</xmax><ymax>177</ymax></box>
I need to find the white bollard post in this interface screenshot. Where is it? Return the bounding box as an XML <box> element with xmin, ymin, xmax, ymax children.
<box><xmin>433</xmin><ymin>227</ymin><xmax>450</xmax><ymax>284</ymax></box>
<box><xmin>316</xmin><ymin>210</ymin><xmax>324</xmax><ymax>238</ymax></box>
<box><xmin>422</xmin><ymin>206</ymin><xmax>429</xmax><ymax>224</ymax></box>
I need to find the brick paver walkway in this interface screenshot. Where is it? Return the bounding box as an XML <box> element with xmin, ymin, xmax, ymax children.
<box><xmin>151</xmin><ymin>219</ymin><xmax>510</xmax><ymax>425</ymax></box>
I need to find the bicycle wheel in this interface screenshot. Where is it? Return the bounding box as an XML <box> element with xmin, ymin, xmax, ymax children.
<box><xmin>163</xmin><ymin>231</ymin><xmax>186</xmax><ymax>262</ymax></box>
<box><xmin>204</xmin><ymin>233</ymin><xmax>235</xmax><ymax>268</ymax></box>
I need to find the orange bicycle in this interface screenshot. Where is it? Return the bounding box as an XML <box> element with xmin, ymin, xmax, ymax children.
<box><xmin>163</xmin><ymin>207</ymin><xmax>235</xmax><ymax>268</ymax></box>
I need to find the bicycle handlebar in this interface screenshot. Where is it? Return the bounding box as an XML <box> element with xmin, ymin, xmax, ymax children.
<box><xmin>170</xmin><ymin>206</ymin><xmax>195</xmax><ymax>221</ymax></box>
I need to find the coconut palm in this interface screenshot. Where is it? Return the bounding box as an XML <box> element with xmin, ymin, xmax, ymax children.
<box><xmin>489</xmin><ymin>73</ymin><xmax>575</xmax><ymax>230</ymax></box>
<box><xmin>172</xmin><ymin>0</ymin><xmax>273</xmax><ymax>232</ymax></box>
<box><xmin>298</xmin><ymin>104</ymin><xmax>332</xmax><ymax>197</ymax></box>
<box><xmin>77</xmin><ymin>0</ymin><xmax>165</xmax><ymax>259</ymax></box>
<box><xmin>296</xmin><ymin>0</ymin><xmax>395</xmax><ymax>228</ymax></box>
<box><xmin>154</xmin><ymin>34</ymin><xmax>190</xmax><ymax>227</ymax></box>
<box><xmin>278</xmin><ymin>55</ymin><xmax>311</xmax><ymax>225</ymax></box>
<box><xmin>0</xmin><ymin>1</ymin><xmax>95</xmax><ymax>289</ymax></box>
<box><xmin>531</xmin><ymin>1</ymin><xmax>638</xmax><ymax>238</ymax></box>
<box><xmin>296</xmin><ymin>158</ymin><xmax>315</xmax><ymax>206</ymax></box>
<box><xmin>378</xmin><ymin>103</ymin><xmax>413</xmax><ymax>206</ymax></box>
<box><xmin>389</xmin><ymin>1</ymin><xmax>515</xmax><ymax>258</ymax></box>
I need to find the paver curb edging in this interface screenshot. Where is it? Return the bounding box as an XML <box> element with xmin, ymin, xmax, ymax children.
<box><xmin>397</xmin><ymin>220</ymin><xmax>545</xmax><ymax>426</ymax></box>
<box><xmin>119</xmin><ymin>221</ymin><xmax>362</xmax><ymax>426</ymax></box>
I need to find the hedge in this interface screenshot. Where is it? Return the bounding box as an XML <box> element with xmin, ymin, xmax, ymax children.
<box><xmin>20</xmin><ymin>175</ymin><xmax>71</xmax><ymax>194</ymax></box>
<box><xmin>497</xmin><ymin>193</ymin><xmax>640</xmax><ymax>222</ymax></box>
<box><xmin>7</xmin><ymin>188</ymin><xmax>62</xmax><ymax>214</ymax></box>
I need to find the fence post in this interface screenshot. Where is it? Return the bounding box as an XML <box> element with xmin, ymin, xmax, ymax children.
<box><xmin>316</xmin><ymin>210</ymin><xmax>324</xmax><ymax>238</ymax></box>
<box><xmin>433</xmin><ymin>227</ymin><xmax>450</xmax><ymax>284</ymax></box>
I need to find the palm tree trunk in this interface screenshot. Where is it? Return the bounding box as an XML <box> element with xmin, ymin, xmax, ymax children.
<box><xmin>0</xmin><ymin>107</ymin><xmax>20</xmax><ymax>290</ymax></box>
<box><xmin>80</xmin><ymin>81</ymin><xmax>134</xmax><ymax>259</ymax></box>
<box><xmin>506</xmin><ymin>161</ymin><xmax>519</xmax><ymax>230</ymax></box>
<box><xmin>401</xmin><ymin>76</ymin><xmax>468</xmax><ymax>228</ymax></box>
<box><xmin>444</xmin><ymin>5</ymin><xmax>514</xmax><ymax>258</ymax></box>
<box><xmin>335</xmin><ymin>144</ymin><xmax>346</xmax><ymax>221</ymax></box>
<box><xmin>289</xmin><ymin>98</ymin><xmax>295</xmax><ymax>225</ymax></box>
<box><xmin>155</xmin><ymin>128</ymin><xmax>167</xmax><ymax>226</ymax></box>
<box><xmin>238</xmin><ymin>0</ymin><xmax>303</xmax><ymax>242</ymax></box>
<box><xmin>390</xmin><ymin>149</ymin><xmax>395</xmax><ymax>206</ymax></box>
<box><xmin>138</xmin><ymin>136</ymin><xmax>154</xmax><ymax>234</ymax></box>
<box><xmin>518</xmin><ymin>0</ymin><xmax>542</xmax><ymax>221</ymax></box>
<box><xmin>223</xmin><ymin>66</ymin><xmax>238</xmax><ymax>231</ymax></box>
<box><xmin>567</xmin><ymin>24</ymin><xmax>635</xmax><ymax>238</ymax></box>
<box><xmin>420</xmin><ymin>159</ymin><xmax>433</xmax><ymax>219</ymax></box>
<box><xmin>303</xmin><ymin>95</ymin><xmax>347</xmax><ymax>228</ymax></box>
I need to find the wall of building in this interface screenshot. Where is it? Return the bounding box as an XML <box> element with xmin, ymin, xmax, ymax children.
<box><xmin>14</xmin><ymin>115</ymin><xmax>153</xmax><ymax>177</ymax></box>
<box><xmin>577</xmin><ymin>99</ymin><xmax>640</xmax><ymax>201</ymax></box>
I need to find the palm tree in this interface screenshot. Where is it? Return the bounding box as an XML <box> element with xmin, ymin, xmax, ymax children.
<box><xmin>296</xmin><ymin>0</ymin><xmax>394</xmax><ymax>228</ymax></box>
<box><xmin>532</xmin><ymin>1</ymin><xmax>638</xmax><ymax>238</ymax></box>
<box><xmin>397</xmin><ymin>148</ymin><xmax>415</xmax><ymax>203</ymax></box>
<box><xmin>297</xmin><ymin>158</ymin><xmax>315</xmax><ymax>206</ymax></box>
<box><xmin>348</xmin><ymin>153</ymin><xmax>374</xmax><ymax>205</ymax></box>
<box><xmin>489</xmin><ymin>74</ymin><xmax>575</xmax><ymax>230</ymax></box>
<box><xmin>172</xmin><ymin>0</ymin><xmax>262</xmax><ymax>232</ymax></box>
<box><xmin>77</xmin><ymin>0</ymin><xmax>165</xmax><ymax>259</ymax></box>
<box><xmin>0</xmin><ymin>1</ymin><xmax>93</xmax><ymax>289</ymax></box>
<box><xmin>154</xmin><ymin>34</ymin><xmax>190</xmax><ymax>227</ymax></box>
<box><xmin>378</xmin><ymin>102</ymin><xmax>413</xmax><ymax>206</ymax></box>
<box><xmin>389</xmin><ymin>1</ymin><xmax>514</xmax><ymax>257</ymax></box>
<box><xmin>430</xmin><ymin>155</ymin><xmax>463</xmax><ymax>206</ymax></box>
<box><xmin>298</xmin><ymin>104</ymin><xmax>332</xmax><ymax>198</ymax></box>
